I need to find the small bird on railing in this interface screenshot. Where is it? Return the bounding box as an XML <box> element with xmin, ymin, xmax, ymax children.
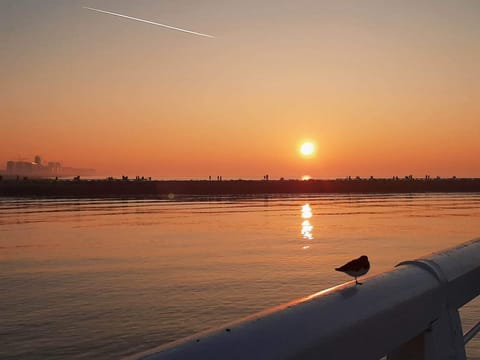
<box><xmin>335</xmin><ymin>255</ymin><xmax>370</xmax><ymax>285</ymax></box>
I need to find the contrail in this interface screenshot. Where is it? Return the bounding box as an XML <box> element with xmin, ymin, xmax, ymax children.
<box><xmin>83</xmin><ymin>6</ymin><xmax>214</xmax><ymax>38</ymax></box>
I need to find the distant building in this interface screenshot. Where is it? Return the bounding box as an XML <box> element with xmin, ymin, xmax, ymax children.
<box><xmin>6</xmin><ymin>161</ymin><xmax>15</xmax><ymax>172</ymax></box>
<box><xmin>6</xmin><ymin>160</ymin><xmax>37</xmax><ymax>174</ymax></box>
<box><xmin>3</xmin><ymin>156</ymin><xmax>95</xmax><ymax>177</ymax></box>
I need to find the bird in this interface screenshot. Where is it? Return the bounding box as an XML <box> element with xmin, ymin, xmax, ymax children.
<box><xmin>335</xmin><ymin>255</ymin><xmax>370</xmax><ymax>285</ymax></box>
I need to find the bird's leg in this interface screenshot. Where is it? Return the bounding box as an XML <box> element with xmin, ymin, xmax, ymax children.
<box><xmin>355</xmin><ymin>277</ymin><xmax>362</xmax><ymax>285</ymax></box>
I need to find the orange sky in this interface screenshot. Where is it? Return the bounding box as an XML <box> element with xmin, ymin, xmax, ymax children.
<box><xmin>1</xmin><ymin>1</ymin><xmax>479</xmax><ymax>179</ymax></box>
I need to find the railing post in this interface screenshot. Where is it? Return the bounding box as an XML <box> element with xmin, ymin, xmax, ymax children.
<box><xmin>388</xmin><ymin>305</ymin><xmax>466</xmax><ymax>360</ymax></box>
<box><xmin>425</xmin><ymin>306</ymin><xmax>466</xmax><ymax>360</ymax></box>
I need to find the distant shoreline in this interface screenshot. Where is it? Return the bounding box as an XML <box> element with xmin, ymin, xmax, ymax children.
<box><xmin>1</xmin><ymin>178</ymin><xmax>480</xmax><ymax>198</ymax></box>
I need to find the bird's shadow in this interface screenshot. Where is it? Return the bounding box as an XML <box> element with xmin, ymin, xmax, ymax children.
<box><xmin>338</xmin><ymin>286</ymin><xmax>359</xmax><ymax>299</ymax></box>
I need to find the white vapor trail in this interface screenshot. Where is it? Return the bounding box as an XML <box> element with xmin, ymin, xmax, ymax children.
<box><xmin>83</xmin><ymin>7</ymin><xmax>214</xmax><ymax>38</ymax></box>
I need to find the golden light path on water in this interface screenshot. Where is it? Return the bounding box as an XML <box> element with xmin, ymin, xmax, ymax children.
<box><xmin>301</xmin><ymin>203</ymin><xmax>313</xmax><ymax>245</ymax></box>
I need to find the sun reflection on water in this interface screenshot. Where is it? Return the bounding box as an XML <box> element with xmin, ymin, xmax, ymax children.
<box><xmin>301</xmin><ymin>204</ymin><xmax>312</xmax><ymax>219</ymax></box>
<box><xmin>301</xmin><ymin>220</ymin><xmax>313</xmax><ymax>240</ymax></box>
<box><xmin>301</xmin><ymin>203</ymin><xmax>314</xmax><ymax>246</ymax></box>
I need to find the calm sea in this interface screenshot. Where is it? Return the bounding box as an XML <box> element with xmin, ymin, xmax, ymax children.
<box><xmin>1</xmin><ymin>194</ymin><xmax>479</xmax><ymax>359</ymax></box>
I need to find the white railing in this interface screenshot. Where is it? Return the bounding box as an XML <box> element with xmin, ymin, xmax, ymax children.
<box><xmin>130</xmin><ymin>238</ymin><xmax>480</xmax><ymax>360</ymax></box>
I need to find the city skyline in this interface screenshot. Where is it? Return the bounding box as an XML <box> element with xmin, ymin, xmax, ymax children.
<box><xmin>2</xmin><ymin>0</ymin><xmax>480</xmax><ymax>179</ymax></box>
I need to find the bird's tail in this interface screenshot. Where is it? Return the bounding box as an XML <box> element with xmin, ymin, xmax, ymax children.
<box><xmin>335</xmin><ymin>268</ymin><xmax>341</xmax><ymax>271</ymax></box>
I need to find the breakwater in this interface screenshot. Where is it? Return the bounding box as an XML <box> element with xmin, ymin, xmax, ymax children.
<box><xmin>1</xmin><ymin>178</ymin><xmax>480</xmax><ymax>198</ymax></box>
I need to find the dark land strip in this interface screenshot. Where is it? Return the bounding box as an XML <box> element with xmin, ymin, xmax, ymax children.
<box><xmin>1</xmin><ymin>178</ymin><xmax>480</xmax><ymax>198</ymax></box>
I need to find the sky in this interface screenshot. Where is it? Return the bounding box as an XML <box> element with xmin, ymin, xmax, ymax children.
<box><xmin>1</xmin><ymin>0</ymin><xmax>480</xmax><ymax>179</ymax></box>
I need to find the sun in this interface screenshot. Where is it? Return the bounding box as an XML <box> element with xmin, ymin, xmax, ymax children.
<box><xmin>300</xmin><ymin>142</ymin><xmax>315</xmax><ymax>156</ymax></box>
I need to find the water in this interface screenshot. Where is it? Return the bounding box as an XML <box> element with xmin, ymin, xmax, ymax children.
<box><xmin>1</xmin><ymin>194</ymin><xmax>479</xmax><ymax>359</ymax></box>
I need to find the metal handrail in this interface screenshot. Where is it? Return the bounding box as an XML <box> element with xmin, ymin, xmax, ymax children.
<box><xmin>128</xmin><ymin>238</ymin><xmax>480</xmax><ymax>360</ymax></box>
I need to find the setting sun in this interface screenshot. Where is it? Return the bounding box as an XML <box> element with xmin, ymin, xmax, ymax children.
<box><xmin>300</xmin><ymin>142</ymin><xmax>315</xmax><ymax>156</ymax></box>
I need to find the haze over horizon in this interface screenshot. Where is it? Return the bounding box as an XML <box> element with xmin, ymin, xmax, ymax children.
<box><xmin>2</xmin><ymin>0</ymin><xmax>479</xmax><ymax>179</ymax></box>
